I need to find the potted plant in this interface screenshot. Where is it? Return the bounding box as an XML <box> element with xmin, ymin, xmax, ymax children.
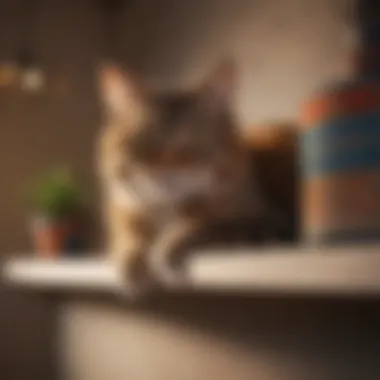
<box><xmin>24</xmin><ymin>168</ymin><xmax>88</xmax><ymax>258</ymax></box>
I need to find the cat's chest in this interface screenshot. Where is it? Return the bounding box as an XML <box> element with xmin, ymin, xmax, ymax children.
<box><xmin>111</xmin><ymin>169</ymin><xmax>214</xmax><ymax>211</ymax></box>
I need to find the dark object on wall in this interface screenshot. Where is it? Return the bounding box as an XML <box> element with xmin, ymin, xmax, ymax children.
<box><xmin>17</xmin><ymin>0</ymin><xmax>45</xmax><ymax>93</ymax></box>
<box><xmin>245</xmin><ymin>124</ymin><xmax>299</xmax><ymax>242</ymax></box>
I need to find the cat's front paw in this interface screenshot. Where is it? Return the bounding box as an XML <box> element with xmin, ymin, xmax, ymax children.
<box><xmin>116</xmin><ymin>254</ymin><xmax>158</xmax><ymax>297</ymax></box>
<box><xmin>148</xmin><ymin>254</ymin><xmax>190</xmax><ymax>288</ymax></box>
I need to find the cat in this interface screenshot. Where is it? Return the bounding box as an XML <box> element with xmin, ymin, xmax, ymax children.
<box><xmin>97</xmin><ymin>60</ymin><xmax>285</xmax><ymax>291</ymax></box>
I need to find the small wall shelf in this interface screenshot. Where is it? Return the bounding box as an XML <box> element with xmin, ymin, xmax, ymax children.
<box><xmin>3</xmin><ymin>245</ymin><xmax>380</xmax><ymax>296</ymax></box>
<box><xmin>2</xmin><ymin>257</ymin><xmax>120</xmax><ymax>292</ymax></box>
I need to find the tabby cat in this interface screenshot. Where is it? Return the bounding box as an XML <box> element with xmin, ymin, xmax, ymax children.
<box><xmin>97</xmin><ymin>61</ymin><xmax>284</xmax><ymax>291</ymax></box>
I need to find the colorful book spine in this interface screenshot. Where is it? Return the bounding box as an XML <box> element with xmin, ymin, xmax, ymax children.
<box><xmin>300</xmin><ymin>0</ymin><xmax>380</xmax><ymax>243</ymax></box>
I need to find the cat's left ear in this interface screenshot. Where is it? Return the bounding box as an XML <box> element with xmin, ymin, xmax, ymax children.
<box><xmin>97</xmin><ymin>63</ymin><xmax>145</xmax><ymax>120</ymax></box>
<box><xmin>200</xmin><ymin>59</ymin><xmax>237</xmax><ymax>109</ymax></box>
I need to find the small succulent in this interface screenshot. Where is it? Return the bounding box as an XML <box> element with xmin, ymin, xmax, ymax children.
<box><xmin>24</xmin><ymin>168</ymin><xmax>86</xmax><ymax>219</ymax></box>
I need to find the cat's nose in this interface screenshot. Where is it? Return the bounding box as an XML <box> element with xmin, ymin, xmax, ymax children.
<box><xmin>160</xmin><ymin>150</ymin><xmax>178</xmax><ymax>165</ymax></box>
<box><xmin>161</xmin><ymin>148</ymin><xmax>191</xmax><ymax>165</ymax></box>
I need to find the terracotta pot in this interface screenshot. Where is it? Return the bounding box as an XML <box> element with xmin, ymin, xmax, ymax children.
<box><xmin>29</xmin><ymin>215</ymin><xmax>87</xmax><ymax>258</ymax></box>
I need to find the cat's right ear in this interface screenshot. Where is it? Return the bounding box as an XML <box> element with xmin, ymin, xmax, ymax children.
<box><xmin>199</xmin><ymin>58</ymin><xmax>237</xmax><ymax>112</ymax></box>
<box><xmin>97</xmin><ymin>64</ymin><xmax>144</xmax><ymax>119</ymax></box>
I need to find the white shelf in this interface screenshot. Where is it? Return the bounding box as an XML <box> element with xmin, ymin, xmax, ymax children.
<box><xmin>2</xmin><ymin>258</ymin><xmax>121</xmax><ymax>292</ymax></box>
<box><xmin>3</xmin><ymin>246</ymin><xmax>380</xmax><ymax>296</ymax></box>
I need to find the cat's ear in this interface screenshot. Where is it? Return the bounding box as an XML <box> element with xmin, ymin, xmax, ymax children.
<box><xmin>97</xmin><ymin>63</ymin><xmax>145</xmax><ymax>119</ymax></box>
<box><xmin>200</xmin><ymin>59</ymin><xmax>237</xmax><ymax>110</ymax></box>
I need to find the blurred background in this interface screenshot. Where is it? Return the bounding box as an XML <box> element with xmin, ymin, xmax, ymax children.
<box><xmin>4</xmin><ymin>1</ymin><xmax>380</xmax><ymax>380</ymax></box>
<box><xmin>0</xmin><ymin>0</ymin><xmax>355</xmax><ymax>252</ymax></box>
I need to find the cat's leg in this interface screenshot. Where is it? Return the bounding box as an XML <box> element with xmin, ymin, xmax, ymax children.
<box><xmin>148</xmin><ymin>195</ymin><xmax>212</xmax><ymax>286</ymax></box>
<box><xmin>107</xmin><ymin>205</ymin><xmax>154</xmax><ymax>293</ymax></box>
<box><xmin>148</xmin><ymin>216</ymin><xmax>203</xmax><ymax>287</ymax></box>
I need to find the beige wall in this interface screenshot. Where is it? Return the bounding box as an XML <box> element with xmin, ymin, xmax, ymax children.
<box><xmin>120</xmin><ymin>0</ymin><xmax>355</xmax><ymax>124</ymax></box>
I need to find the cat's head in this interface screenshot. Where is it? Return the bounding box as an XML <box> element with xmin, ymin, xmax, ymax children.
<box><xmin>97</xmin><ymin>60</ymin><xmax>239</xmax><ymax>168</ymax></box>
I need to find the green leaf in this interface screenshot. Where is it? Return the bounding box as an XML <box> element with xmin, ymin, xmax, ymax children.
<box><xmin>24</xmin><ymin>167</ymin><xmax>86</xmax><ymax>219</ymax></box>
